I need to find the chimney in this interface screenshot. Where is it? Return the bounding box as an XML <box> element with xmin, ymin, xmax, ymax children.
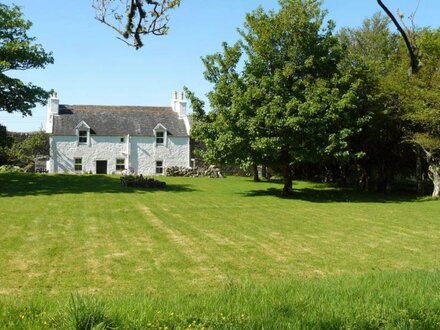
<box><xmin>171</xmin><ymin>90</ymin><xmax>187</xmax><ymax>118</ymax></box>
<box><xmin>46</xmin><ymin>90</ymin><xmax>59</xmax><ymax>133</ymax></box>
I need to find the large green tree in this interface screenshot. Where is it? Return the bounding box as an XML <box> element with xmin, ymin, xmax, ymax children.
<box><xmin>374</xmin><ymin>2</ymin><xmax>440</xmax><ymax>197</ymax></box>
<box><xmin>189</xmin><ymin>0</ymin><xmax>373</xmax><ymax>195</ymax></box>
<box><xmin>342</xmin><ymin>13</ymin><xmax>440</xmax><ymax>197</ymax></box>
<box><xmin>185</xmin><ymin>41</ymin><xmax>266</xmax><ymax>182</ymax></box>
<box><xmin>401</xmin><ymin>29</ymin><xmax>440</xmax><ymax>197</ymax></box>
<box><xmin>0</xmin><ymin>4</ymin><xmax>53</xmax><ymax>117</ymax></box>
<box><xmin>339</xmin><ymin>14</ymin><xmax>412</xmax><ymax>192</ymax></box>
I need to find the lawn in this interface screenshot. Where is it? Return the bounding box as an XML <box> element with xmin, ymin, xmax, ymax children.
<box><xmin>0</xmin><ymin>173</ymin><xmax>439</xmax><ymax>329</ymax></box>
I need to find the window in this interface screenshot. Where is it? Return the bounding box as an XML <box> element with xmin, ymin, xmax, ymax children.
<box><xmin>156</xmin><ymin>161</ymin><xmax>163</xmax><ymax>174</ymax></box>
<box><xmin>79</xmin><ymin>130</ymin><xmax>87</xmax><ymax>143</ymax></box>
<box><xmin>74</xmin><ymin>158</ymin><xmax>82</xmax><ymax>171</ymax></box>
<box><xmin>116</xmin><ymin>159</ymin><xmax>125</xmax><ymax>171</ymax></box>
<box><xmin>120</xmin><ymin>137</ymin><xmax>124</xmax><ymax>143</ymax></box>
<box><xmin>156</xmin><ymin>131</ymin><xmax>164</xmax><ymax>144</ymax></box>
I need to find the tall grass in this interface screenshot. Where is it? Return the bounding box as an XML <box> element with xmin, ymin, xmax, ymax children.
<box><xmin>1</xmin><ymin>271</ymin><xmax>439</xmax><ymax>329</ymax></box>
<box><xmin>66</xmin><ymin>295</ymin><xmax>116</xmax><ymax>330</ymax></box>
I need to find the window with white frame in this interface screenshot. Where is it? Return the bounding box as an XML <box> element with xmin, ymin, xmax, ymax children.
<box><xmin>116</xmin><ymin>158</ymin><xmax>125</xmax><ymax>171</ymax></box>
<box><xmin>78</xmin><ymin>130</ymin><xmax>88</xmax><ymax>143</ymax></box>
<box><xmin>156</xmin><ymin>131</ymin><xmax>164</xmax><ymax>145</ymax></box>
<box><xmin>74</xmin><ymin>158</ymin><xmax>82</xmax><ymax>171</ymax></box>
<box><xmin>156</xmin><ymin>161</ymin><xmax>163</xmax><ymax>174</ymax></box>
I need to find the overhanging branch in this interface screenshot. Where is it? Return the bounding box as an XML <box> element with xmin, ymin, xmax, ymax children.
<box><xmin>376</xmin><ymin>0</ymin><xmax>420</xmax><ymax>74</ymax></box>
<box><xmin>93</xmin><ymin>0</ymin><xmax>180</xmax><ymax>49</ymax></box>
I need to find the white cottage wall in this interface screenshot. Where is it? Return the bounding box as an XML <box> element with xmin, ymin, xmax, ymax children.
<box><xmin>130</xmin><ymin>136</ymin><xmax>190</xmax><ymax>174</ymax></box>
<box><xmin>50</xmin><ymin>135</ymin><xmax>190</xmax><ymax>175</ymax></box>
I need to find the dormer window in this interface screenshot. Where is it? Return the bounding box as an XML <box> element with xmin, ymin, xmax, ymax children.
<box><xmin>75</xmin><ymin>121</ymin><xmax>91</xmax><ymax>146</ymax></box>
<box><xmin>79</xmin><ymin>130</ymin><xmax>88</xmax><ymax>144</ymax></box>
<box><xmin>156</xmin><ymin>131</ymin><xmax>164</xmax><ymax>144</ymax></box>
<box><xmin>153</xmin><ymin>123</ymin><xmax>168</xmax><ymax>147</ymax></box>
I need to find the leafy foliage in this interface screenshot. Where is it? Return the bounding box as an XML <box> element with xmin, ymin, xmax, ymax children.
<box><xmin>188</xmin><ymin>0</ymin><xmax>374</xmax><ymax>195</ymax></box>
<box><xmin>2</xmin><ymin>130</ymin><xmax>49</xmax><ymax>170</ymax></box>
<box><xmin>0</xmin><ymin>165</ymin><xmax>25</xmax><ymax>173</ymax></box>
<box><xmin>0</xmin><ymin>4</ymin><xmax>53</xmax><ymax>116</ymax></box>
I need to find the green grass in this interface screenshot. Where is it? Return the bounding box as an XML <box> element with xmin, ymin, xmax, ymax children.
<box><xmin>0</xmin><ymin>173</ymin><xmax>439</xmax><ymax>329</ymax></box>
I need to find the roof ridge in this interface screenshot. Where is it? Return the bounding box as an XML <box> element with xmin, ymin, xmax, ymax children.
<box><xmin>59</xmin><ymin>104</ymin><xmax>173</xmax><ymax>113</ymax></box>
<box><xmin>61</xmin><ymin>104</ymin><xmax>171</xmax><ymax>107</ymax></box>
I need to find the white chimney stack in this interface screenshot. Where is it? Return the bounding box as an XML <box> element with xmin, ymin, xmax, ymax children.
<box><xmin>46</xmin><ymin>90</ymin><xmax>59</xmax><ymax>133</ymax></box>
<box><xmin>172</xmin><ymin>90</ymin><xmax>187</xmax><ymax>118</ymax></box>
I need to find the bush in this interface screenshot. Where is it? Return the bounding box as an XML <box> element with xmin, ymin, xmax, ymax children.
<box><xmin>120</xmin><ymin>174</ymin><xmax>166</xmax><ymax>189</ymax></box>
<box><xmin>0</xmin><ymin>165</ymin><xmax>25</xmax><ymax>173</ymax></box>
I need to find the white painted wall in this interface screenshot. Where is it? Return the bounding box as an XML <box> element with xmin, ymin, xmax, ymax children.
<box><xmin>130</xmin><ymin>136</ymin><xmax>190</xmax><ymax>175</ymax></box>
<box><xmin>49</xmin><ymin>135</ymin><xmax>190</xmax><ymax>175</ymax></box>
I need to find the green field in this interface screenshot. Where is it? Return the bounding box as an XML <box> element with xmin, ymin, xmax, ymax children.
<box><xmin>0</xmin><ymin>174</ymin><xmax>439</xmax><ymax>329</ymax></box>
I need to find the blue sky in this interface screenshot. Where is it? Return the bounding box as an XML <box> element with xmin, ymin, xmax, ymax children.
<box><xmin>1</xmin><ymin>0</ymin><xmax>439</xmax><ymax>132</ymax></box>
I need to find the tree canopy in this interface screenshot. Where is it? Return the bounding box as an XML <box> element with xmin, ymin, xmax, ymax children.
<box><xmin>0</xmin><ymin>4</ymin><xmax>53</xmax><ymax>117</ymax></box>
<box><xmin>188</xmin><ymin>0</ymin><xmax>374</xmax><ymax>195</ymax></box>
<box><xmin>3</xmin><ymin>129</ymin><xmax>49</xmax><ymax>170</ymax></box>
<box><xmin>401</xmin><ymin>29</ymin><xmax>440</xmax><ymax>196</ymax></box>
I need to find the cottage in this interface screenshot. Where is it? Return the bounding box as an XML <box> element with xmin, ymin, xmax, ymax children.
<box><xmin>46</xmin><ymin>91</ymin><xmax>191</xmax><ymax>175</ymax></box>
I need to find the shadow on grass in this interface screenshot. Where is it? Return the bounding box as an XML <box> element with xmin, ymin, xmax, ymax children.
<box><xmin>242</xmin><ymin>184</ymin><xmax>428</xmax><ymax>203</ymax></box>
<box><xmin>0</xmin><ymin>173</ymin><xmax>196</xmax><ymax>197</ymax></box>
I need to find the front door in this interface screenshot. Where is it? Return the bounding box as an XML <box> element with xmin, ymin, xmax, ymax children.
<box><xmin>96</xmin><ymin>160</ymin><xmax>107</xmax><ymax>174</ymax></box>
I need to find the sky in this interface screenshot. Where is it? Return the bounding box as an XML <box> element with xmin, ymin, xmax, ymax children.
<box><xmin>1</xmin><ymin>0</ymin><xmax>439</xmax><ymax>132</ymax></box>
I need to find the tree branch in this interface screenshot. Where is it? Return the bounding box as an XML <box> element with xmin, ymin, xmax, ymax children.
<box><xmin>376</xmin><ymin>0</ymin><xmax>420</xmax><ymax>74</ymax></box>
<box><xmin>93</xmin><ymin>0</ymin><xmax>180</xmax><ymax>49</ymax></box>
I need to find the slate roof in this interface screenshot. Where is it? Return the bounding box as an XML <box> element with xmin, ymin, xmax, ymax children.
<box><xmin>53</xmin><ymin>105</ymin><xmax>189</xmax><ymax>136</ymax></box>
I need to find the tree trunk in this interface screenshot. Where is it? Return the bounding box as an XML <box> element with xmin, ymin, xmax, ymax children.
<box><xmin>377</xmin><ymin>158</ymin><xmax>390</xmax><ymax>193</ymax></box>
<box><xmin>428</xmin><ymin>163</ymin><xmax>440</xmax><ymax>198</ymax></box>
<box><xmin>339</xmin><ymin>163</ymin><xmax>348</xmax><ymax>185</ymax></box>
<box><xmin>282</xmin><ymin>164</ymin><xmax>293</xmax><ymax>196</ymax></box>
<box><xmin>423</xmin><ymin>148</ymin><xmax>440</xmax><ymax>198</ymax></box>
<box><xmin>262</xmin><ymin>165</ymin><xmax>267</xmax><ymax>179</ymax></box>
<box><xmin>358</xmin><ymin>165</ymin><xmax>370</xmax><ymax>192</ymax></box>
<box><xmin>252</xmin><ymin>163</ymin><xmax>260</xmax><ymax>182</ymax></box>
<box><xmin>415</xmin><ymin>149</ymin><xmax>424</xmax><ymax>195</ymax></box>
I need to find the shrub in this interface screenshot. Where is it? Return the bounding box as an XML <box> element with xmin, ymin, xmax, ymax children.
<box><xmin>0</xmin><ymin>165</ymin><xmax>25</xmax><ymax>173</ymax></box>
<box><xmin>120</xmin><ymin>174</ymin><xmax>166</xmax><ymax>188</ymax></box>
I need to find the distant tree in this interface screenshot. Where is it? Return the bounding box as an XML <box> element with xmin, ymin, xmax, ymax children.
<box><xmin>0</xmin><ymin>124</ymin><xmax>9</xmax><ymax>148</ymax></box>
<box><xmin>339</xmin><ymin>14</ymin><xmax>411</xmax><ymax>192</ymax></box>
<box><xmin>93</xmin><ymin>0</ymin><xmax>181</xmax><ymax>49</ymax></box>
<box><xmin>5</xmin><ymin>130</ymin><xmax>49</xmax><ymax>170</ymax></box>
<box><xmin>188</xmin><ymin>0</ymin><xmax>373</xmax><ymax>195</ymax></box>
<box><xmin>0</xmin><ymin>4</ymin><xmax>53</xmax><ymax>117</ymax></box>
<box><xmin>0</xmin><ymin>124</ymin><xmax>12</xmax><ymax>165</ymax></box>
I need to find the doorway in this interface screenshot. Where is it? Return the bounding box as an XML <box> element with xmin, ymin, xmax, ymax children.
<box><xmin>96</xmin><ymin>160</ymin><xmax>107</xmax><ymax>174</ymax></box>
